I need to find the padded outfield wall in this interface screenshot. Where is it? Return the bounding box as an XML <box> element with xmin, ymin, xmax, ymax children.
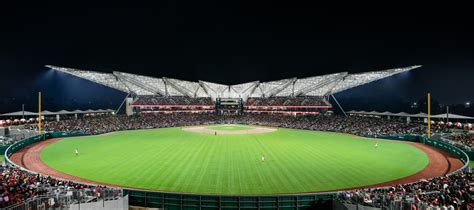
<box><xmin>4</xmin><ymin>131</ymin><xmax>470</xmax><ymax>209</ymax></box>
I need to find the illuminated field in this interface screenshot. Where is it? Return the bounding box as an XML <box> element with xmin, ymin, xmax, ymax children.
<box><xmin>40</xmin><ymin>125</ymin><xmax>429</xmax><ymax>195</ymax></box>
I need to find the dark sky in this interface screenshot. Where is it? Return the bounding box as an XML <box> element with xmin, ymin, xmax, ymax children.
<box><xmin>0</xmin><ymin>2</ymin><xmax>473</xmax><ymax>113</ymax></box>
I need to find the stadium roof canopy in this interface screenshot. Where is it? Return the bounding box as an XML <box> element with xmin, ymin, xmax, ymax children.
<box><xmin>47</xmin><ymin>65</ymin><xmax>421</xmax><ymax>100</ymax></box>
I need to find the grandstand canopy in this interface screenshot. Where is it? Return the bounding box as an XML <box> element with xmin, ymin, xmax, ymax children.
<box><xmin>47</xmin><ymin>65</ymin><xmax>421</xmax><ymax>100</ymax></box>
<box><xmin>56</xmin><ymin>110</ymin><xmax>76</xmax><ymax>114</ymax></box>
<box><xmin>0</xmin><ymin>109</ymin><xmax>115</xmax><ymax>117</ymax></box>
<box><xmin>41</xmin><ymin>110</ymin><xmax>56</xmax><ymax>116</ymax></box>
<box><xmin>0</xmin><ymin>111</ymin><xmax>38</xmax><ymax>117</ymax></box>
<box><xmin>431</xmin><ymin>113</ymin><xmax>474</xmax><ymax>120</ymax></box>
<box><xmin>348</xmin><ymin>111</ymin><xmax>474</xmax><ymax>120</ymax></box>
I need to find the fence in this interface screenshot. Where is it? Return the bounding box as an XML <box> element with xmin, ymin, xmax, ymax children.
<box><xmin>5</xmin><ymin>188</ymin><xmax>125</xmax><ymax>210</ymax></box>
<box><xmin>69</xmin><ymin>195</ymin><xmax>129</xmax><ymax>210</ymax></box>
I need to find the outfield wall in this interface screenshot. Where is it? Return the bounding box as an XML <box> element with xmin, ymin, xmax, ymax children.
<box><xmin>124</xmin><ymin>190</ymin><xmax>335</xmax><ymax>209</ymax></box>
<box><xmin>4</xmin><ymin>131</ymin><xmax>470</xmax><ymax>210</ymax></box>
<box><xmin>0</xmin><ymin>145</ymin><xmax>7</xmax><ymax>155</ymax></box>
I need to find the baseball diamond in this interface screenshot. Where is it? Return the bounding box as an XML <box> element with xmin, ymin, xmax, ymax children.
<box><xmin>10</xmin><ymin>125</ymin><xmax>452</xmax><ymax>195</ymax></box>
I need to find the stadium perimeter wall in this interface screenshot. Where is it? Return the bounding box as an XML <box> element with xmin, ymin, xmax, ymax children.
<box><xmin>3</xmin><ymin>131</ymin><xmax>470</xmax><ymax>209</ymax></box>
<box><xmin>0</xmin><ymin>146</ymin><xmax>7</xmax><ymax>155</ymax></box>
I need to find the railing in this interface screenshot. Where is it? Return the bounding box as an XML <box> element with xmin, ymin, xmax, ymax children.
<box><xmin>438</xmin><ymin>133</ymin><xmax>474</xmax><ymax>159</ymax></box>
<box><xmin>439</xmin><ymin>134</ymin><xmax>472</xmax><ymax>150</ymax></box>
<box><xmin>4</xmin><ymin>188</ymin><xmax>124</xmax><ymax>210</ymax></box>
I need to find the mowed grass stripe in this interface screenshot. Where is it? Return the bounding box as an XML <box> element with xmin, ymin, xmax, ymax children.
<box><xmin>40</xmin><ymin>125</ymin><xmax>429</xmax><ymax>194</ymax></box>
<box><xmin>302</xmin><ymin>136</ymin><xmax>373</xmax><ymax>190</ymax></box>
<box><xmin>272</xmin><ymin>138</ymin><xmax>312</xmax><ymax>191</ymax></box>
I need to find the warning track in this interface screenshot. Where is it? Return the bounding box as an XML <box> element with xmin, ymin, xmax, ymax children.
<box><xmin>9</xmin><ymin>137</ymin><xmax>464</xmax><ymax>193</ymax></box>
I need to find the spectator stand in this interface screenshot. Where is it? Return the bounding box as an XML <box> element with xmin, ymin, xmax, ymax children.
<box><xmin>2</xmin><ymin>133</ymin><xmax>125</xmax><ymax>209</ymax></box>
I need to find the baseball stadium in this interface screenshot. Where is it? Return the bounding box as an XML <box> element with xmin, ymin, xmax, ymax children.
<box><xmin>0</xmin><ymin>65</ymin><xmax>472</xmax><ymax>210</ymax></box>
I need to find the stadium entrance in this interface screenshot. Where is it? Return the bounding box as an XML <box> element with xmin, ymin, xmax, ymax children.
<box><xmin>216</xmin><ymin>98</ymin><xmax>243</xmax><ymax>114</ymax></box>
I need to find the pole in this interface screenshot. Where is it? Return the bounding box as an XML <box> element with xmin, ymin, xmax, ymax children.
<box><xmin>22</xmin><ymin>104</ymin><xmax>25</xmax><ymax>120</ymax></box>
<box><xmin>331</xmin><ymin>94</ymin><xmax>347</xmax><ymax>117</ymax></box>
<box><xmin>427</xmin><ymin>93</ymin><xmax>431</xmax><ymax>139</ymax></box>
<box><xmin>38</xmin><ymin>92</ymin><xmax>42</xmax><ymax>134</ymax></box>
<box><xmin>116</xmin><ymin>92</ymin><xmax>131</xmax><ymax>114</ymax></box>
<box><xmin>446</xmin><ymin>106</ymin><xmax>449</xmax><ymax>124</ymax></box>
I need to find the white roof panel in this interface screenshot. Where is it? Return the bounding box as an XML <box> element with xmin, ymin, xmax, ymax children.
<box><xmin>330</xmin><ymin>66</ymin><xmax>420</xmax><ymax>94</ymax></box>
<box><xmin>165</xmin><ymin>78</ymin><xmax>203</xmax><ymax>97</ymax></box>
<box><xmin>114</xmin><ymin>72</ymin><xmax>166</xmax><ymax>95</ymax></box>
<box><xmin>200</xmin><ymin>81</ymin><xmax>229</xmax><ymax>99</ymax></box>
<box><xmin>47</xmin><ymin>65</ymin><xmax>129</xmax><ymax>93</ymax></box>
<box><xmin>46</xmin><ymin>65</ymin><xmax>421</xmax><ymax>98</ymax></box>
<box><xmin>230</xmin><ymin>81</ymin><xmax>258</xmax><ymax>99</ymax></box>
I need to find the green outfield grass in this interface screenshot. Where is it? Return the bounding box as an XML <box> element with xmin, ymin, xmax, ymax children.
<box><xmin>40</xmin><ymin>125</ymin><xmax>429</xmax><ymax>195</ymax></box>
<box><xmin>205</xmin><ymin>124</ymin><xmax>255</xmax><ymax>131</ymax></box>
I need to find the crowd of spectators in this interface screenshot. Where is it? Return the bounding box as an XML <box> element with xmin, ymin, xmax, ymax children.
<box><xmin>0</xmin><ymin>128</ymin><xmax>37</xmax><ymax>147</ymax></box>
<box><xmin>25</xmin><ymin>115</ymin><xmax>125</xmax><ymax>135</ymax></box>
<box><xmin>0</xmin><ymin>166</ymin><xmax>119</xmax><ymax>208</ymax></box>
<box><xmin>448</xmin><ymin>133</ymin><xmax>473</xmax><ymax>148</ymax></box>
<box><xmin>245</xmin><ymin>97</ymin><xmax>329</xmax><ymax>106</ymax></box>
<box><xmin>231</xmin><ymin>114</ymin><xmax>425</xmax><ymax>136</ymax></box>
<box><xmin>30</xmin><ymin>113</ymin><xmax>427</xmax><ymax>137</ymax></box>
<box><xmin>339</xmin><ymin>171</ymin><xmax>473</xmax><ymax>210</ymax></box>
<box><xmin>132</xmin><ymin>96</ymin><xmax>214</xmax><ymax>106</ymax></box>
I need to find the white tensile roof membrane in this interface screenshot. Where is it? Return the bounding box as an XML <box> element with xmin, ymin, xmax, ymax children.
<box><xmin>46</xmin><ymin>65</ymin><xmax>421</xmax><ymax>100</ymax></box>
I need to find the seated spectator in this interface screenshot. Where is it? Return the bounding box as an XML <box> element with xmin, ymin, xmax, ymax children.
<box><xmin>0</xmin><ymin>166</ymin><xmax>119</xmax><ymax>208</ymax></box>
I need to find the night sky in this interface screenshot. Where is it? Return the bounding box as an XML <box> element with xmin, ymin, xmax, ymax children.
<box><xmin>1</xmin><ymin>2</ymin><xmax>472</xmax><ymax>113</ymax></box>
